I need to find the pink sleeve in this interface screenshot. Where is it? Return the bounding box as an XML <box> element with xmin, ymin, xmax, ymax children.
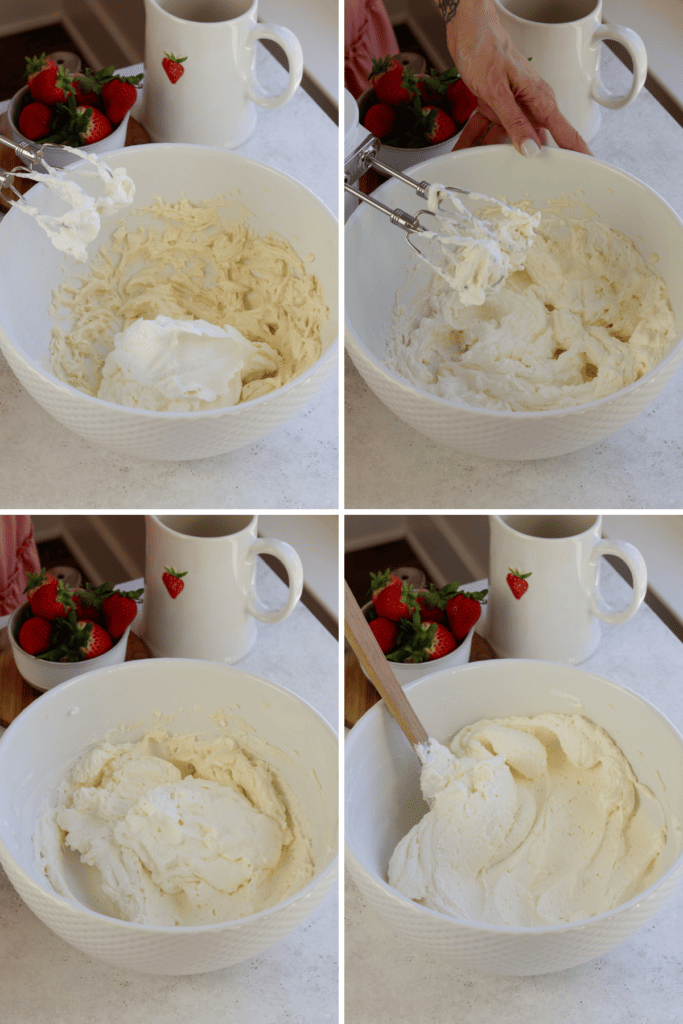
<box><xmin>0</xmin><ymin>516</ymin><xmax>41</xmax><ymax>616</ymax></box>
<box><xmin>345</xmin><ymin>0</ymin><xmax>400</xmax><ymax>99</ymax></box>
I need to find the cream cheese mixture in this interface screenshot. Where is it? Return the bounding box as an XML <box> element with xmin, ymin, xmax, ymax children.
<box><xmin>49</xmin><ymin>195</ymin><xmax>328</xmax><ymax>410</ymax></box>
<box><xmin>34</xmin><ymin>725</ymin><xmax>315</xmax><ymax>926</ymax></box>
<box><xmin>386</xmin><ymin>198</ymin><xmax>677</xmax><ymax>411</ymax></box>
<box><xmin>388</xmin><ymin>713</ymin><xmax>667</xmax><ymax>927</ymax></box>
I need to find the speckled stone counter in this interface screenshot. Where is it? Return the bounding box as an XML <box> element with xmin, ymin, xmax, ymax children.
<box><xmin>0</xmin><ymin>561</ymin><xmax>339</xmax><ymax>1023</ymax></box>
<box><xmin>0</xmin><ymin>49</ymin><xmax>339</xmax><ymax>511</ymax></box>
<box><xmin>345</xmin><ymin>564</ymin><xmax>683</xmax><ymax>1023</ymax></box>
<box><xmin>345</xmin><ymin>50</ymin><xmax>683</xmax><ymax>509</ymax></box>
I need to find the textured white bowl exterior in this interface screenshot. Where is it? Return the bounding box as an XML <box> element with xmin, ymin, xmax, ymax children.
<box><xmin>345</xmin><ymin>146</ymin><xmax>683</xmax><ymax>460</ymax></box>
<box><xmin>0</xmin><ymin>145</ymin><xmax>338</xmax><ymax>461</ymax></box>
<box><xmin>8</xmin><ymin>602</ymin><xmax>129</xmax><ymax>690</ymax></box>
<box><xmin>345</xmin><ymin>659</ymin><xmax>683</xmax><ymax>975</ymax></box>
<box><xmin>0</xmin><ymin>659</ymin><xmax>338</xmax><ymax>974</ymax></box>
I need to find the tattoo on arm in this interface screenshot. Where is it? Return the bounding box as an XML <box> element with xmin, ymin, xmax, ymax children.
<box><xmin>438</xmin><ymin>0</ymin><xmax>461</xmax><ymax>23</ymax></box>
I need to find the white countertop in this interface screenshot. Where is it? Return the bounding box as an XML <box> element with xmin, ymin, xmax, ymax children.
<box><xmin>345</xmin><ymin>49</ymin><xmax>683</xmax><ymax>509</ymax></box>
<box><xmin>0</xmin><ymin>49</ymin><xmax>339</xmax><ymax>511</ymax></box>
<box><xmin>344</xmin><ymin>563</ymin><xmax>683</xmax><ymax>1023</ymax></box>
<box><xmin>0</xmin><ymin>560</ymin><xmax>339</xmax><ymax>1022</ymax></box>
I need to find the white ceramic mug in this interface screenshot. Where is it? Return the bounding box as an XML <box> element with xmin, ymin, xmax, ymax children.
<box><xmin>142</xmin><ymin>514</ymin><xmax>303</xmax><ymax>662</ymax></box>
<box><xmin>142</xmin><ymin>0</ymin><xmax>304</xmax><ymax>148</ymax></box>
<box><xmin>493</xmin><ymin>0</ymin><xmax>647</xmax><ymax>141</ymax></box>
<box><xmin>487</xmin><ymin>514</ymin><xmax>647</xmax><ymax>663</ymax></box>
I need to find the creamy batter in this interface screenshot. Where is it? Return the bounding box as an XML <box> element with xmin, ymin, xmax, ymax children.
<box><xmin>387</xmin><ymin>199</ymin><xmax>677</xmax><ymax>411</ymax></box>
<box><xmin>7</xmin><ymin>147</ymin><xmax>134</xmax><ymax>262</ymax></box>
<box><xmin>388</xmin><ymin>713</ymin><xmax>667</xmax><ymax>927</ymax></box>
<box><xmin>34</xmin><ymin>725</ymin><xmax>315</xmax><ymax>926</ymax></box>
<box><xmin>49</xmin><ymin>195</ymin><xmax>328</xmax><ymax>409</ymax></box>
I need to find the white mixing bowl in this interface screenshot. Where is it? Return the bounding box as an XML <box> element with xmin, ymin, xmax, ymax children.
<box><xmin>0</xmin><ymin>144</ymin><xmax>338</xmax><ymax>461</ymax></box>
<box><xmin>345</xmin><ymin>146</ymin><xmax>683</xmax><ymax>460</ymax></box>
<box><xmin>345</xmin><ymin>659</ymin><xmax>683</xmax><ymax>975</ymax></box>
<box><xmin>0</xmin><ymin>659</ymin><xmax>338</xmax><ymax>974</ymax></box>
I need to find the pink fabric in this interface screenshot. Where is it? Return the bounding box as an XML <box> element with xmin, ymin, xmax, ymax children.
<box><xmin>345</xmin><ymin>0</ymin><xmax>400</xmax><ymax>99</ymax></box>
<box><xmin>0</xmin><ymin>516</ymin><xmax>41</xmax><ymax>616</ymax></box>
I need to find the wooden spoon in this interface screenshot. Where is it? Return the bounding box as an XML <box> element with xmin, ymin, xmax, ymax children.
<box><xmin>344</xmin><ymin>580</ymin><xmax>428</xmax><ymax>748</ymax></box>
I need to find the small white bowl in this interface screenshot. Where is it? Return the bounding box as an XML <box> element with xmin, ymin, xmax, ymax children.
<box><xmin>345</xmin><ymin>145</ymin><xmax>683</xmax><ymax>459</ymax></box>
<box><xmin>359</xmin><ymin>594</ymin><xmax>478</xmax><ymax>686</ymax></box>
<box><xmin>357</xmin><ymin>87</ymin><xmax>459</xmax><ymax>173</ymax></box>
<box><xmin>0</xmin><ymin>144</ymin><xmax>338</xmax><ymax>461</ymax></box>
<box><xmin>345</xmin><ymin>659</ymin><xmax>683</xmax><ymax>975</ymax></box>
<box><xmin>8</xmin><ymin>601</ymin><xmax>129</xmax><ymax>690</ymax></box>
<box><xmin>0</xmin><ymin>658</ymin><xmax>338</xmax><ymax>974</ymax></box>
<box><xmin>8</xmin><ymin>85</ymin><xmax>129</xmax><ymax>168</ymax></box>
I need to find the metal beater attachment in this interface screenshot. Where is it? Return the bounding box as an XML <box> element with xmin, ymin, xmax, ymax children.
<box><xmin>0</xmin><ymin>133</ymin><xmax>114</xmax><ymax>178</ymax></box>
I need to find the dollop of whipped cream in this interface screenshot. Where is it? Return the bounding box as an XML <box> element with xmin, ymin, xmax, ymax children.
<box><xmin>97</xmin><ymin>314</ymin><xmax>279</xmax><ymax>411</ymax></box>
<box><xmin>8</xmin><ymin>147</ymin><xmax>134</xmax><ymax>262</ymax></box>
<box><xmin>418</xmin><ymin>184</ymin><xmax>540</xmax><ymax>306</ymax></box>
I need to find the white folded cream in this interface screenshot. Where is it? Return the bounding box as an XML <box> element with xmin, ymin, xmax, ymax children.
<box><xmin>8</xmin><ymin>147</ymin><xmax>134</xmax><ymax>262</ymax></box>
<box><xmin>34</xmin><ymin>725</ymin><xmax>316</xmax><ymax>926</ymax></box>
<box><xmin>97</xmin><ymin>314</ymin><xmax>278</xmax><ymax>411</ymax></box>
<box><xmin>388</xmin><ymin>713</ymin><xmax>667</xmax><ymax>927</ymax></box>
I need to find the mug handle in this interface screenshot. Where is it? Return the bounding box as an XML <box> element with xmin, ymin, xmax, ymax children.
<box><xmin>589</xmin><ymin>24</ymin><xmax>647</xmax><ymax>110</ymax></box>
<box><xmin>245</xmin><ymin>538</ymin><xmax>304</xmax><ymax>623</ymax></box>
<box><xmin>243</xmin><ymin>24</ymin><xmax>304</xmax><ymax>110</ymax></box>
<box><xmin>588</xmin><ymin>539</ymin><xmax>647</xmax><ymax>625</ymax></box>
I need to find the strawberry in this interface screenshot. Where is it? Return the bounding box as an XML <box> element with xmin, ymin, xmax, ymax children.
<box><xmin>102</xmin><ymin>588</ymin><xmax>143</xmax><ymax>639</ymax></box>
<box><xmin>368</xmin><ymin>616</ymin><xmax>399</xmax><ymax>654</ymax></box>
<box><xmin>65</xmin><ymin>73</ymin><xmax>101</xmax><ymax>108</ymax></box>
<box><xmin>364</xmin><ymin>102</ymin><xmax>396</xmax><ymax>139</ymax></box>
<box><xmin>445</xmin><ymin>593</ymin><xmax>482</xmax><ymax>641</ymax></box>
<box><xmin>162</xmin><ymin>52</ymin><xmax>187</xmax><ymax>84</ymax></box>
<box><xmin>368</xmin><ymin>56</ymin><xmax>414</xmax><ymax>105</ymax></box>
<box><xmin>395</xmin><ymin>620</ymin><xmax>456</xmax><ymax>663</ymax></box>
<box><xmin>101</xmin><ymin>74</ymin><xmax>142</xmax><ymax>124</ymax></box>
<box><xmin>162</xmin><ymin>567</ymin><xmax>188</xmax><ymax>598</ymax></box>
<box><xmin>507</xmin><ymin>568</ymin><xmax>532</xmax><ymax>599</ymax></box>
<box><xmin>18</xmin><ymin>616</ymin><xmax>53</xmax><ymax>655</ymax></box>
<box><xmin>25</xmin><ymin>54</ymin><xmax>69</xmax><ymax>105</ymax></box>
<box><xmin>24</xmin><ymin>569</ymin><xmax>73</xmax><ymax>620</ymax></box>
<box><xmin>76</xmin><ymin>620</ymin><xmax>113</xmax><ymax>659</ymax></box>
<box><xmin>369</xmin><ymin>569</ymin><xmax>416</xmax><ymax>622</ymax></box>
<box><xmin>17</xmin><ymin>101</ymin><xmax>53</xmax><ymax>140</ymax></box>
<box><xmin>447</xmin><ymin>79</ymin><xmax>478</xmax><ymax>125</ymax></box>
<box><xmin>76</xmin><ymin>105</ymin><xmax>112</xmax><ymax>144</ymax></box>
<box><xmin>72</xmin><ymin>589</ymin><xmax>102</xmax><ymax>622</ymax></box>
<box><xmin>421</xmin><ymin>105</ymin><xmax>457</xmax><ymax>145</ymax></box>
<box><xmin>413</xmin><ymin>588</ymin><xmax>445</xmax><ymax>624</ymax></box>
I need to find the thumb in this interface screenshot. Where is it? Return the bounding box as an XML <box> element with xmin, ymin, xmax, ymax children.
<box><xmin>479</xmin><ymin>91</ymin><xmax>543</xmax><ymax>157</ymax></box>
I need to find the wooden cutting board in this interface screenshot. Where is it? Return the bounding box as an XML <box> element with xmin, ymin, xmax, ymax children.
<box><xmin>345</xmin><ymin>631</ymin><xmax>497</xmax><ymax>729</ymax></box>
<box><xmin>0</xmin><ymin>631</ymin><xmax>152</xmax><ymax>728</ymax></box>
<box><xmin>0</xmin><ymin>114</ymin><xmax>151</xmax><ymax>209</ymax></box>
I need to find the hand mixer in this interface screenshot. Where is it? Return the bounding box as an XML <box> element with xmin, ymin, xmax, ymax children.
<box><xmin>0</xmin><ymin>133</ymin><xmax>114</xmax><ymax>206</ymax></box>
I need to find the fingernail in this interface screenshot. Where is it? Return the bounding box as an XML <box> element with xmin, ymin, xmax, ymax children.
<box><xmin>521</xmin><ymin>139</ymin><xmax>541</xmax><ymax>158</ymax></box>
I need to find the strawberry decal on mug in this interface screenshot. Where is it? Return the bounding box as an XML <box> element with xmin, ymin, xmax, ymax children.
<box><xmin>162</xmin><ymin>566</ymin><xmax>188</xmax><ymax>598</ymax></box>
<box><xmin>506</xmin><ymin>568</ymin><xmax>532</xmax><ymax>599</ymax></box>
<box><xmin>162</xmin><ymin>52</ymin><xmax>187</xmax><ymax>83</ymax></box>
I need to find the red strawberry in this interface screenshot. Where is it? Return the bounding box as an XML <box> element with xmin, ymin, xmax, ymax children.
<box><xmin>421</xmin><ymin>105</ymin><xmax>457</xmax><ymax>144</ymax></box>
<box><xmin>17</xmin><ymin>102</ymin><xmax>53</xmax><ymax>140</ymax></box>
<box><xmin>364</xmin><ymin>102</ymin><xmax>396</xmax><ymax>139</ymax></box>
<box><xmin>446</xmin><ymin>593</ymin><xmax>482</xmax><ymax>641</ymax></box>
<box><xmin>368</xmin><ymin>56</ymin><xmax>413</xmax><ymax>105</ymax></box>
<box><xmin>25</xmin><ymin>54</ymin><xmax>69</xmax><ymax>105</ymax></box>
<box><xmin>102</xmin><ymin>589</ymin><xmax>142</xmax><ymax>639</ymax></box>
<box><xmin>447</xmin><ymin>79</ymin><xmax>478</xmax><ymax>125</ymax></box>
<box><xmin>413</xmin><ymin>588</ymin><xmax>445</xmax><ymax>623</ymax></box>
<box><xmin>507</xmin><ymin>568</ymin><xmax>532</xmax><ymax>599</ymax></box>
<box><xmin>162</xmin><ymin>567</ymin><xmax>188</xmax><ymax>598</ymax></box>
<box><xmin>76</xmin><ymin>620</ymin><xmax>113</xmax><ymax>659</ymax></box>
<box><xmin>162</xmin><ymin>52</ymin><xmax>187</xmax><ymax>84</ymax></box>
<box><xmin>369</xmin><ymin>570</ymin><xmax>415</xmax><ymax>622</ymax></box>
<box><xmin>24</xmin><ymin>569</ymin><xmax>73</xmax><ymax>620</ymax></box>
<box><xmin>368</xmin><ymin>616</ymin><xmax>399</xmax><ymax>654</ymax></box>
<box><xmin>411</xmin><ymin>71</ymin><xmax>444</xmax><ymax>106</ymax></box>
<box><xmin>76</xmin><ymin>105</ymin><xmax>112</xmax><ymax>144</ymax></box>
<box><xmin>101</xmin><ymin>76</ymin><xmax>140</xmax><ymax>124</ymax></box>
<box><xmin>18</xmin><ymin>616</ymin><xmax>53</xmax><ymax>655</ymax></box>
<box><xmin>72</xmin><ymin>589</ymin><xmax>102</xmax><ymax>622</ymax></box>
<box><xmin>66</xmin><ymin>73</ymin><xmax>101</xmax><ymax>107</ymax></box>
<box><xmin>407</xmin><ymin>622</ymin><xmax>457</xmax><ymax>662</ymax></box>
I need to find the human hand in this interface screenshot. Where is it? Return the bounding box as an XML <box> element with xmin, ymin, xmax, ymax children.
<box><xmin>445</xmin><ymin>0</ymin><xmax>592</xmax><ymax>155</ymax></box>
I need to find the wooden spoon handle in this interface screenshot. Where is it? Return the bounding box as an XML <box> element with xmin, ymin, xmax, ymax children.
<box><xmin>344</xmin><ymin>580</ymin><xmax>428</xmax><ymax>747</ymax></box>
